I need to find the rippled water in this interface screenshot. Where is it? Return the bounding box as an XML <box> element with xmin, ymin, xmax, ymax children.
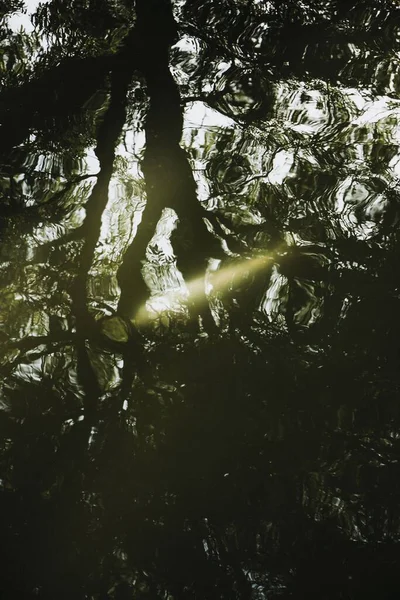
<box><xmin>2</xmin><ymin>1</ymin><xmax>400</xmax><ymax>598</ymax></box>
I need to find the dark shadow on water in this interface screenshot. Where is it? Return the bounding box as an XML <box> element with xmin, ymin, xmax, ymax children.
<box><xmin>2</xmin><ymin>0</ymin><xmax>400</xmax><ymax>598</ymax></box>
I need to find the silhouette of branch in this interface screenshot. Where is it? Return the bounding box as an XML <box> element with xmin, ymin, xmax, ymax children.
<box><xmin>117</xmin><ymin>0</ymin><xmax>221</xmax><ymax>329</ymax></box>
<box><xmin>69</xmin><ymin>64</ymin><xmax>133</xmax><ymax>417</ymax></box>
<box><xmin>0</xmin><ymin>332</ymin><xmax>75</xmax><ymax>378</ymax></box>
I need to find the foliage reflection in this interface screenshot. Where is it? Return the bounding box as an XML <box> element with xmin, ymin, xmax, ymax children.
<box><xmin>2</xmin><ymin>0</ymin><xmax>400</xmax><ymax>598</ymax></box>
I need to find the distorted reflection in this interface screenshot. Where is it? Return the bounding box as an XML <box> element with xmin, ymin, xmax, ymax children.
<box><xmin>2</xmin><ymin>1</ymin><xmax>400</xmax><ymax>599</ymax></box>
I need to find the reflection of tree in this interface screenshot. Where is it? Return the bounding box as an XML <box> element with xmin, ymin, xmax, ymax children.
<box><xmin>115</xmin><ymin>0</ymin><xmax>222</xmax><ymax>330</ymax></box>
<box><xmin>2</xmin><ymin>0</ymin><xmax>400</xmax><ymax>598</ymax></box>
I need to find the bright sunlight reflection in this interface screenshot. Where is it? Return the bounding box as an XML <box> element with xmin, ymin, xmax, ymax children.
<box><xmin>7</xmin><ymin>0</ymin><xmax>50</xmax><ymax>32</ymax></box>
<box><xmin>134</xmin><ymin>251</ymin><xmax>278</xmax><ymax>326</ymax></box>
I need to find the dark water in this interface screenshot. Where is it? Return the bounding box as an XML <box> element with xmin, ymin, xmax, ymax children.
<box><xmin>1</xmin><ymin>1</ymin><xmax>400</xmax><ymax>598</ymax></box>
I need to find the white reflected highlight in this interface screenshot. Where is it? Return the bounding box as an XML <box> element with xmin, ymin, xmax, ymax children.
<box><xmin>7</xmin><ymin>0</ymin><xmax>50</xmax><ymax>33</ymax></box>
<box><xmin>134</xmin><ymin>251</ymin><xmax>277</xmax><ymax>326</ymax></box>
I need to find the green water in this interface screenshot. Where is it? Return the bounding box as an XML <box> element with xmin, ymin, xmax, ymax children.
<box><xmin>1</xmin><ymin>1</ymin><xmax>400</xmax><ymax>597</ymax></box>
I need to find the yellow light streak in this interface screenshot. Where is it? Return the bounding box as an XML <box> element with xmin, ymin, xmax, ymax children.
<box><xmin>134</xmin><ymin>251</ymin><xmax>278</xmax><ymax>326</ymax></box>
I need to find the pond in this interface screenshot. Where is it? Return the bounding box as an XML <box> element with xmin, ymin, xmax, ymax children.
<box><xmin>1</xmin><ymin>1</ymin><xmax>400</xmax><ymax>598</ymax></box>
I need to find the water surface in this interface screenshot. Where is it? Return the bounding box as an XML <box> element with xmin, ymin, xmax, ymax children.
<box><xmin>1</xmin><ymin>1</ymin><xmax>400</xmax><ymax>598</ymax></box>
